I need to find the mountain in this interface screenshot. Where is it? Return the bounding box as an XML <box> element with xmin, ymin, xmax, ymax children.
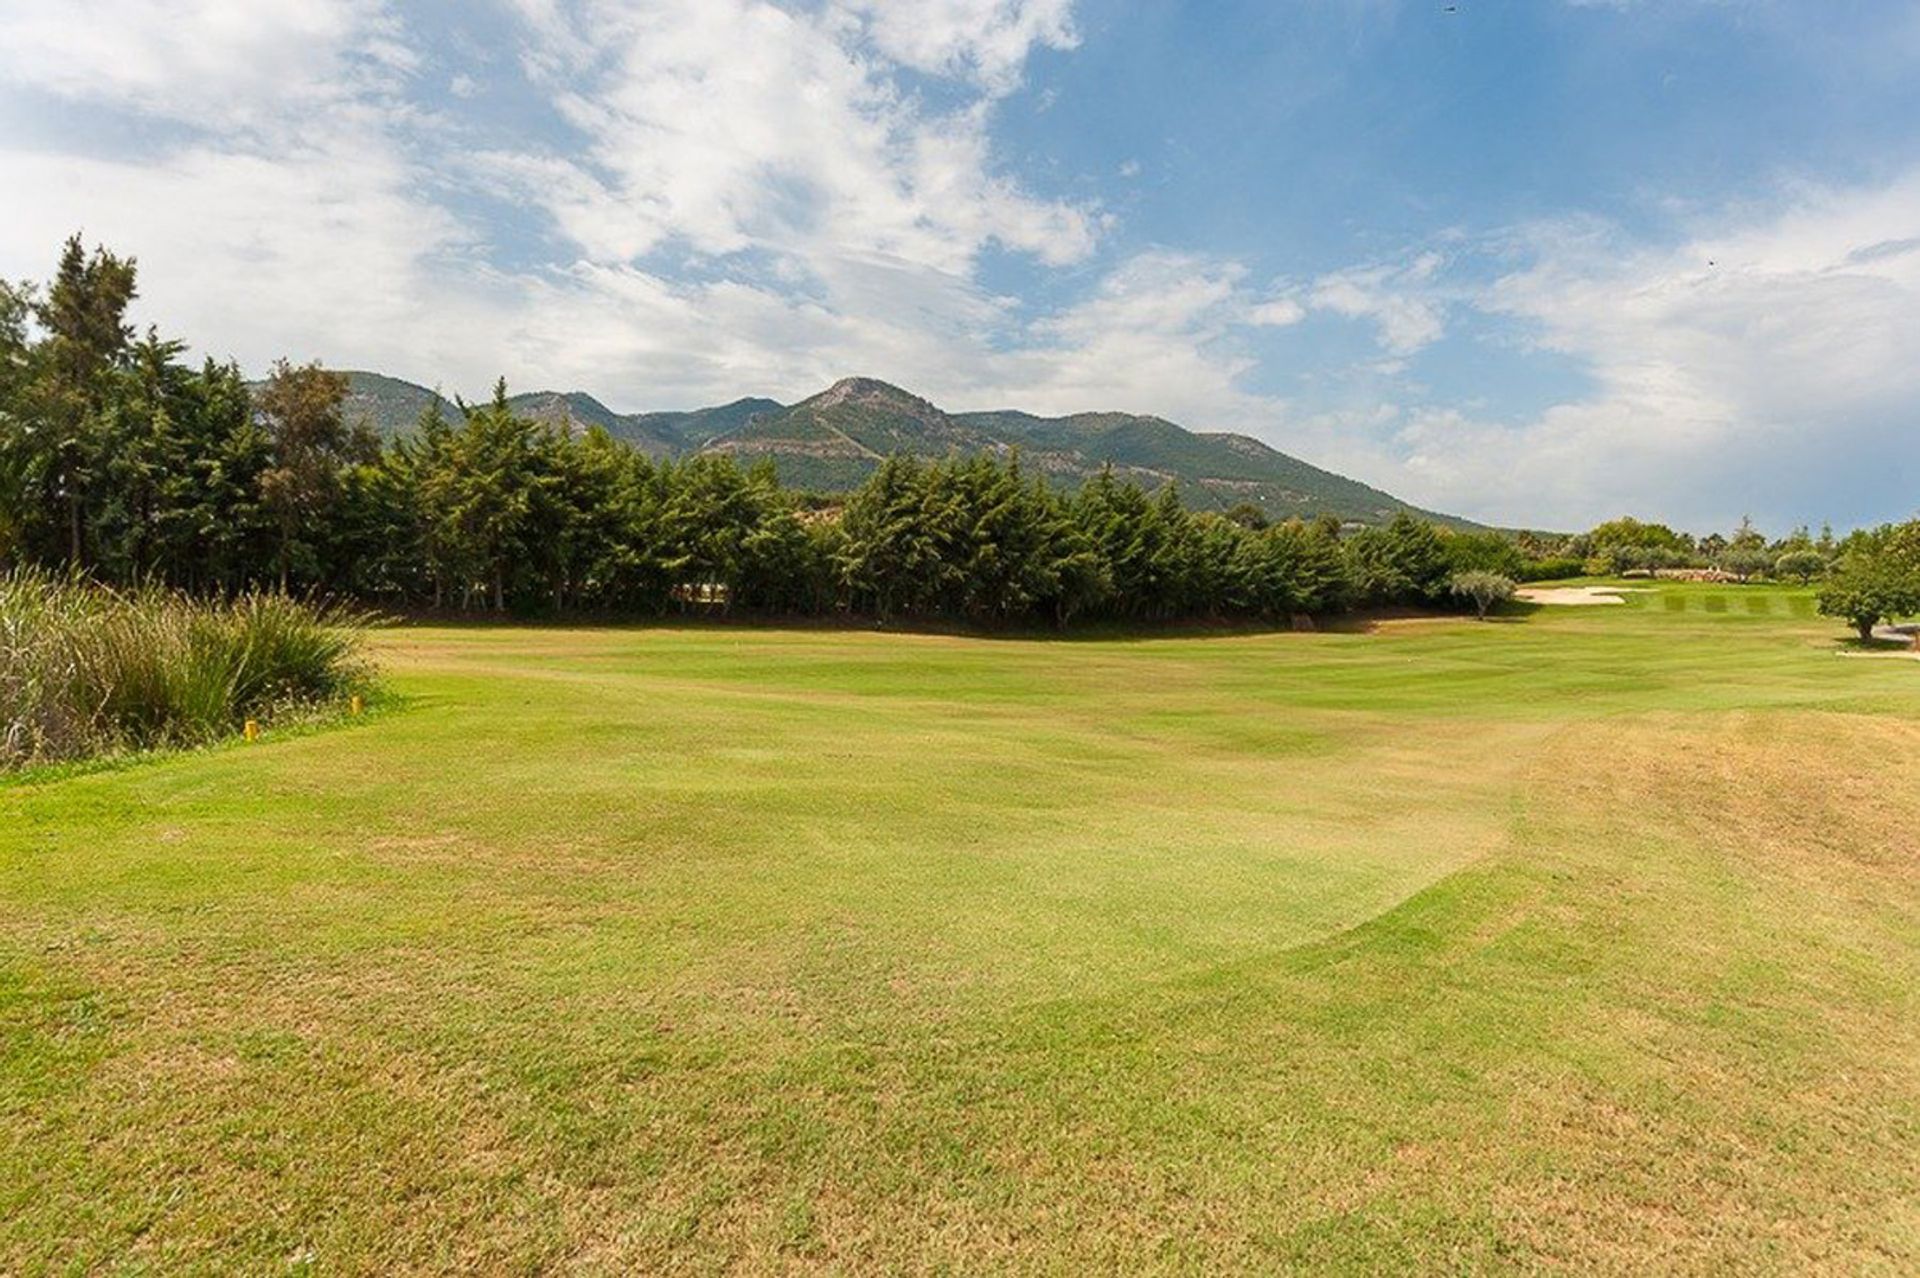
<box><xmin>706</xmin><ymin>377</ymin><xmax>1471</xmax><ymax>527</ymax></box>
<box><xmin>324</xmin><ymin>374</ymin><xmax>779</xmax><ymax>458</ymax></box>
<box><xmin>955</xmin><ymin>407</ymin><xmax>1455</xmax><ymax>526</ymax></box>
<box><xmin>506</xmin><ymin>390</ymin><xmax>681</xmax><ymax>455</ymax></box>
<box><xmin>322</xmin><ymin>371</ymin><xmax>1471</xmax><ymax>526</ymax></box>
<box><xmin>699</xmin><ymin>377</ymin><xmax>1004</xmax><ymax>491</ymax></box>
<box><xmin>338</xmin><ymin>371</ymin><xmax>457</xmax><ymax>436</ymax></box>
<box><xmin>627</xmin><ymin>397</ymin><xmax>786</xmax><ymax>454</ymax></box>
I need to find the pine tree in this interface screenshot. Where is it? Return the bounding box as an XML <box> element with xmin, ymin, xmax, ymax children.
<box><xmin>31</xmin><ymin>235</ymin><xmax>138</xmax><ymax>565</ymax></box>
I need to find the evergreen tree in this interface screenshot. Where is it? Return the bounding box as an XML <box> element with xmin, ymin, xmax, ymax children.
<box><xmin>29</xmin><ymin>236</ymin><xmax>138</xmax><ymax>565</ymax></box>
<box><xmin>1345</xmin><ymin>512</ymin><xmax>1450</xmax><ymax>606</ymax></box>
<box><xmin>0</xmin><ymin>278</ymin><xmax>35</xmax><ymax>566</ymax></box>
<box><xmin>256</xmin><ymin>360</ymin><xmax>365</xmax><ymax>589</ymax></box>
<box><xmin>437</xmin><ymin>381</ymin><xmax>536</xmax><ymax>611</ymax></box>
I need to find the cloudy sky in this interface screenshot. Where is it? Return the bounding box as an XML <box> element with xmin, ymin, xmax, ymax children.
<box><xmin>2</xmin><ymin>0</ymin><xmax>1917</xmax><ymax>531</ymax></box>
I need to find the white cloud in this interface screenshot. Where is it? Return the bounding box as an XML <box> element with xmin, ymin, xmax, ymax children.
<box><xmin>828</xmin><ymin>0</ymin><xmax>1077</xmax><ymax>95</ymax></box>
<box><xmin>1307</xmin><ymin>252</ymin><xmax>1447</xmax><ymax>355</ymax></box>
<box><xmin>1248</xmin><ymin>297</ymin><xmax>1306</xmax><ymax>327</ymax></box>
<box><xmin>964</xmin><ymin>251</ymin><xmax>1294</xmax><ymax>428</ymax></box>
<box><xmin>495</xmin><ymin>0</ymin><xmax>1097</xmax><ymax>275</ymax></box>
<box><xmin>0</xmin><ymin>134</ymin><xmax>475</xmax><ymax>379</ymax></box>
<box><xmin>0</xmin><ymin>0</ymin><xmax>1112</xmax><ymax>410</ymax></box>
<box><xmin>0</xmin><ymin>0</ymin><xmax>465</xmax><ymax>376</ymax></box>
<box><xmin>0</xmin><ymin>0</ymin><xmax>399</xmax><ymax>123</ymax></box>
<box><xmin>1329</xmin><ymin>175</ymin><xmax>1920</xmax><ymax>529</ymax></box>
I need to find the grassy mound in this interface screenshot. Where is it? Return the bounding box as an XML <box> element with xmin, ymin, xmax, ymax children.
<box><xmin>0</xmin><ymin>571</ymin><xmax>372</xmax><ymax>769</ymax></box>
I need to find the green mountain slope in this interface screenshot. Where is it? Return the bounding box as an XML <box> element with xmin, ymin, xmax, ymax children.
<box><xmin>698</xmin><ymin>378</ymin><xmax>1003</xmax><ymax>491</ymax></box>
<box><xmin>506</xmin><ymin>391</ymin><xmax>684</xmax><ymax>456</ymax></box>
<box><xmin>310</xmin><ymin>371</ymin><xmax>1470</xmax><ymax>526</ymax></box>
<box><xmin>336</xmin><ymin>371</ymin><xmax>457</xmax><ymax>436</ymax></box>
<box><xmin>954</xmin><ymin>408</ymin><xmax>1467</xmax><ymax>526</ymax></box>
<box><xmin>630</xmin><ymin>398</ymin><xmax>785</xmax><ymax>452</ymax></box>
<box><xmin>701</xmin><ymin>379</ymin><xmax>1473</xmax><ymax>526</ymax></box>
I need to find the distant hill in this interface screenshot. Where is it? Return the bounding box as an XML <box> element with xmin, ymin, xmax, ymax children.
<box><xmin>954</xmin><ymin>407</ymin><xmax>1452</xmax><ymax>526</ymax></box>
<box><xmin>627</xmin><ymin>397</ymin><xmax>786</xmax><ymax>455</ymax></box>
<box><xmin>318</xmin><ymin>371</ymin><xmax>1472</xmax><ymax>527</ymax></box>
<box><xmin>337</xmin><ymin>371</ymin><xmax>457</xmax><ymax>436</ymax></box>
<box><xmin>706</xmin><ymin>377</ymin><xmax>1471</xmax><ymax>527</ymax></box>
<box><xmin>700</xmin><ymin>378</ymin><xmax>1003</xmax><ymax>492</ymax></box>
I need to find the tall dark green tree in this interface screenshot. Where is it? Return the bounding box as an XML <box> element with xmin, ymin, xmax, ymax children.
<box><xmin>1236</xmin><ymin>519</ymin><xmax>1349</xmax><ymax>618</ymax></box>
<box><xmin>437</xmin><ymin>381</ymin><xmax>536</xmax><ymax>611</ymax></box>
<box><xmin>30</xmin><ymin>236</ymin><xmax>138</xmax><ymax>565</ymax></box>
<box><xmin>1346</xmin><ymin>512</ymin><xmax>1450</xmax><ymax>605</ymax></box>
<box><xmin>839</xmin><ymin>455</ymin><xmax>940</xmax><ymax>619</ymax></box>
<box><xmin>0</xmin><ymin>278</ymin><xmax>37</xmax><ymax>566</ymax></box>
<box><xmin>256</xmin><ymin>360</ymin><xmax>369</xmax><ymax>589</ymax></box>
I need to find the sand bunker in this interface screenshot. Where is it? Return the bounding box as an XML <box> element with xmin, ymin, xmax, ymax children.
<box><xmin>1516</xmin><ymin>585</ymin><xmax>1635</xmax><ymax>606</ymax></box>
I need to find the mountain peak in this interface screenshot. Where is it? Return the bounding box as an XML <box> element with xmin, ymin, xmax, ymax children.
<box><xmin>813</xmin><ymin>376</ymin><xmax>933</xmax><ymax>410</ymax></box>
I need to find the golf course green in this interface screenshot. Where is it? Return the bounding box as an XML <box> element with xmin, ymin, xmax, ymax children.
<box><xmin>4</xmin><ymin>583</ymin><xmax>1917</xmax><ymax>1271</ymax></box>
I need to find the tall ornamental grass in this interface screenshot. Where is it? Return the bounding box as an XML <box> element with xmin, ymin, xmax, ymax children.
<box><xmin>1</xmin><ymin>571</ymin><xmax>372</xmax><ymax>770</ymax></box>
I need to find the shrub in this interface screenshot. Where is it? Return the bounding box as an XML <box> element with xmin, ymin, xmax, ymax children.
<box><xmin>1449</xmin><ymin>571</ymin><xmax>1516</xmax><ymax>620</ymax></box>
<box><xmin>1442</xmin><ymin>531</ymin><xmax>1526</xmax><ymax>579</ymax></box>
<box><xmin>1</xmin><ymin>570</ymin><xmax>372</xmax><ymax>769</ymax></box>
<box><xmin>1774</xmin><ymin>549</ymin><xmax>1828</xmax><ymax>584</ymax></box>
<box><xmin>1520</xmin><ymin>556</ymin><xmax>1586</xmax><ymax>582</ymax></box>
<box><xmin>1718</xmin><ymin>546</ymin><xmax>1774</xmax><ymax>580</ymax></box>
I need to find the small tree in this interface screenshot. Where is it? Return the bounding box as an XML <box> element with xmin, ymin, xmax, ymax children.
<box><xmin>1449</xmin><ymin>570</ymin><xmax>1515</xmax><ymax>620</ymax></box>
<box><xmin>1719</xmin><ymin>545</ymin><xmax>1774</xmax><ymax>581</ymax></box>
<box><xmin>1221</xmin><ymin>501</ymin><xmax>1268</xmax><ymax>531</ymax></box>
<box><xmin>1774</xmin><ymin>548</ymin><xmax>1827</xmax><ymax>585</ymax></box>
<box><xmin>1817</xmin><ymin>550</ymin><xmax>1920</xmax><ymax>642</ymax></box>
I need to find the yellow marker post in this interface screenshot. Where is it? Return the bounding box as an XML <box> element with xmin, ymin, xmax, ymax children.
<box><xmin>244</xmin><ymin>719</ymin><xmax>260</xmax><ymax>742</ymax></box>
<box><xmin>350</xmin><ymin>694</ymin><xmax>364</xmax><ymax>716</ymax></box>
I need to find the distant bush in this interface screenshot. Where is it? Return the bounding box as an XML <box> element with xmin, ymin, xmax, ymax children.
<box><xmin>1601</xmin><ymin>544</ymin><xmax>1697</xmax><ymax>575</ymax></box>
<box><xmin>1520</xmin><ymin>557</ymin><xmax>1586</xmax><ymax>582</ymax></box>
<box><xmin>1718</xmin><ymin>546</ymin><xmax>1775</xmax><ymax>580</ymax></box>
<box><xmin>1</xmin><ymin>571</ymin><xmax>372</xmax><ymax>770</ymax></box>
<box><xmin>1774</xmin><ymin>549</ymin><xmax>1828</xmax><ymax>585</ymax></box>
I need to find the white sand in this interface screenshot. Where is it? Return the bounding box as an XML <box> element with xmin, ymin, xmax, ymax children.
<box><xmin>1515</xmin><ymin>585</ymin><xmax>1636</xmax><ymax>606</ymax></box>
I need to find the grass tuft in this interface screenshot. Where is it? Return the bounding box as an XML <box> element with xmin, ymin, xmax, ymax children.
<box><xmin>0</xmin><ymin>569</ymin><xmax>373</xmax><ymax>769</ymax></box>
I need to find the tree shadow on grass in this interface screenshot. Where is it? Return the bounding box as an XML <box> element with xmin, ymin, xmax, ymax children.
<box><xmin>1839</xmin><ymin>636</ymin><xmax>1918</xmax><ymax>654</ymax></box>
<box><xmin>381</xmin><ymin>608</ymin><xmax>1476</xmax><ymax>645</ymax></box>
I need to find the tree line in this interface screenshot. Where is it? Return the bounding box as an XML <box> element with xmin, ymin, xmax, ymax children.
<box><xmin>1547</xmin><ymin>513</ymin><xmax>1920</xmax><ymax>639</ymax></box>
<box><xmin>3</xmin><ymin>234</ymin><xmax>1910</xmax><ymax>633</ymax></box>
<box><xmin>0</xmin><ymin>235</ymin><xmax>1543</xmax><ymax>625</ymax></box>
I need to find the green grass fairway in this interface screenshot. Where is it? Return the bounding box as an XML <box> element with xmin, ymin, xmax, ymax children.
<box><xmin>5</xmin><ymin>586</ymin><xmax>1918</xmax><ymax>1271</ymax></box>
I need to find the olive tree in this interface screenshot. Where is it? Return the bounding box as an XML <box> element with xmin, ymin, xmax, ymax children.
<box><xmin>1774</xmin><ymin>548</ymin><xmax>1828</xmax><ymax>585</ymax></box>
<box><xmin>1449</xmin><ymin>570</ymin><xmax>1516</xmax><ymax>620</ymax></box>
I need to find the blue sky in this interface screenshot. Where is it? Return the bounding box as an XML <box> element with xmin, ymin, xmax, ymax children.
<box><xmin>3</xmin><ymin>0</ymin><xmax>1918</xmax><ymax>530</ymax></box>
